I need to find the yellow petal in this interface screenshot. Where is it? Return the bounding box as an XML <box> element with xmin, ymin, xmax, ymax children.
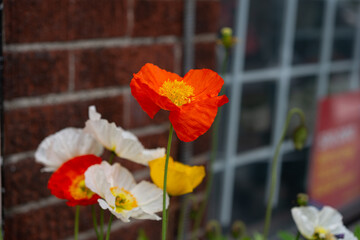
<box><xmin>149</xmin><ymin>156</ymin><xmax>206</xmax><ymax>196</ymax></box>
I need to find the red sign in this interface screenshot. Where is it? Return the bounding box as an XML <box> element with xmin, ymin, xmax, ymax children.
<box><xmin>309</xmin><ymin>91</ymin><xmax>360</xmax><ymax>208</ymax></box>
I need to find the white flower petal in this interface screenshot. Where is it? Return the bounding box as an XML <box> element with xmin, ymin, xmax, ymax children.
<box><xmin>84</xmin><ymin>106</ymin><xmax>165</xmax><ymax>165</ymax></box>
<box><xmin>108</xmin><ymin>163</ymin><xmax>136</xmax><ymax>190</ymax></box>
<box><xmin>318</xmin><ymin>206</ymin><xmax>343</xmax><ymax>233</ymax></box>
<box><xmin>342</xmin><ymin>227</ymin><xmax>358</xmax><ymax>240</ymax></box>
<box><xmin>131</xmin><ymin>181</ymin><xmax>168</xmax><ymax>215</ymax></box>
<box><xmin>98</xmin><ymin>199</ymin><xmax>130</xmax><ymax>222</ymax></box>
<box><xmin>84</xmin><ymin>162</ymin><xmax>111</xmax><ymax>198</ymax></box>
<box><xmin>291</xmin><ymin>206</ymin><xmax>319</xmax><ymax>238</ymax></box>
<box><xmin>35</xmin><ymin>127</ymin><xmax>103</xmax><ymax>171</ymax></box>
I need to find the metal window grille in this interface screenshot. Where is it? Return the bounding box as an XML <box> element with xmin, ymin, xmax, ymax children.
<box><xmin>209</xmin><ymin>0</ymin><xmax>360</xmax><ymax>229</ymax></box>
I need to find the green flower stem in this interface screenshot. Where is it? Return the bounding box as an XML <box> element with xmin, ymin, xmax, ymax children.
<box><xmin>97</xmin><ymin>151</ymin><xmax>117</xmax><ymax>240</ymax></box>
<box><xmin>295</xmin><ymin>231</ymin><xmax>301</xmax><ymax>240</ymax></box>
<box><xmin>162</xmin><ymin>124</ymin><xmax>174</xmax><ymax>240</ymax></box>
<box><xmin>191</xmin><ymin>48</ymin><xmax>229</xmax><ymax>240</ymax></box>
<box><xmin>108</xmin><ymin>151</ymin><xmax>116</xmax><ymax>164</ymax></box>
<box><xmin>74</xmin><ymin>205</ymin><xmax>80</xmax><ymax>240</ymax></box>
<box><xmin>263</xmin><ymin>108</ymin><xmax>305</xmax><ymax>239</ymax></box>
<box><xmin>105</xmin><ymin>214</ymin><xmax>113</xmax><ymax>240</ymax></box>
<box><xmin>100</xmin><ymin>208</ymin><xmax>104</xmax><ymax>240</ymax></box>
<box><xmin>91</xmin><ymin>205</ymin><xmax>100</xmax><ymax>239</ymax></box>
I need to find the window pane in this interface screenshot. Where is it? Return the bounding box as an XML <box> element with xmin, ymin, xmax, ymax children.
<box><xmin>244</xmin><ymin>0</ymin><xmax>284</xmax><ymax>70</ymax></box>
<box><xmin>332</xmin><ymin>1</ymin><xmax>358</xmax><ymax>60</ymax></box>
<box><xmin>237</xmin><ymin>81</ymin><xmax>276</xmax><ymax>153</ymax></box>
<box><xmin>328</xmin><ymin>72</ymin><xmax>350</xmax><ymax>95</ymax></box>
<box><xmin>293</xmin><ymin>1</ymin><xmax>324</xmax><ymax>65</ymax></box>
<box><xmin>231</xmin><ymin>162</ymin><xmax>268</xmax><ymax>224</ymax></box>
<box><xmin>208</xmin><ymin>172</ymin><xmax>224</xmax><ymax>220</ymax></box>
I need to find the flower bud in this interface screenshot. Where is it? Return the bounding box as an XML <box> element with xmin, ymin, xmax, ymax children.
<box><xmin>293</xmin><ymin>125</ymin><xmax>307</xmax><ymax>150</ymax></box>
<box><xmin>219</xmin><ymin>27</ymin><xmax>236</xmax><ymax>49</ymax></box>
<box><xmin>296</xmin><ymin>193</ymin><xmax>309</xmax><ymax>206</ymax></box>
<box><xmin>205</xmin><ymin>220</ymin><xmax>222</xmax><ymax>239</ymax></box>
<box><xmin>231</xmin><ymin>220</ymin><xmax>246</xmax><ymax>239</ymax></box>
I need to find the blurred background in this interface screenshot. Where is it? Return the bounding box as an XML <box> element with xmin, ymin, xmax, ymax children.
<box><xmin>1</xmin><ymin>0</ymin><xmax>360</xmax><ymax>239</ymax></box>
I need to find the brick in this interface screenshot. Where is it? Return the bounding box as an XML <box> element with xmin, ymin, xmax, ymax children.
<box><xmin>195</xmin><ymin>41</ymin><xmax>217</xmax><ymax>70</ymax></box>
<box><xmin>4</xmin><ymin>50</ymin><xmax>69</xmax><ymax>100</ymax></box>
<box><xmin>196</xmin><ymin>1</ymin><xmax>220</xmax><ymax>34</ymax></box>
<box><xmin>4</xmin><ymin>203</ymin><xmax>107</xmax><ymax>240</ymax></box>
<box><xmin>74</xmin><ymin>44</ymin><xmax>176</xmax><ymax>90</ymax></box>
<box><xmin>3</xmin><ymin>158</ymin><xmax>52</xmax><ymax>208</ymax></box>
<box><xmin>4</xmin><ymin>0</ymin><xmax>69</xmax><ymax>43</ymax></box>
<box><xmin>67</xmin><ymin>0</ymin><xmax>127</xmax><ymax>40</ymax></box>
<box><xmin>4</xmin><ymin>96</ymin><xmax>124</xmax><ymax>155</ymax></box>
<box><xmin>133</xmin><ymin>0</ymin><xmax>183</xmax><ymax>37</ymax></box>
<box><xmin>4</xmin><ymin>0</ymin><xmax>127</xmax><ymax>44</ymax></box>
<box><xmin>193</xmin><ymin>128</ymin><xmax>212</xmax><ymax>156</ymax></box>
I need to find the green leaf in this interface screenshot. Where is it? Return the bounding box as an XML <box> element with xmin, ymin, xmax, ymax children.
<box><xmin>277</xmin><ymin>231</ymin><xmax>296</xmax><ymax>240</ymax></box>
<box><xmin>137</xmin><ymin>229</ymin><xmax>149</xmax><ymax>240</ymax></box>
<box><xmin>354</xmin><ymin>225</ymin><xmax>360</xmax><ymax>240</ymax></box>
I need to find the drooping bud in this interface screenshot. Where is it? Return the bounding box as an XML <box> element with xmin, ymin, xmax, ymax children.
<box><xmin>293</xmin><ymin>125</ymin><xmax>307</xmax><ymax>150</ymax></box>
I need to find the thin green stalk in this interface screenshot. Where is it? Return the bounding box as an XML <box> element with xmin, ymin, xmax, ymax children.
<box><xmin>91</xmin><ymin>205</ymin><xmax>100</xmax><ymax>239</ymax></box>
<box><xmin>191</xmin><ymin>48</ymin><xmax>229</xmax><ymax>240</ymax></box>
<box><xmin>105</xmin><ymin>214</ymin><xmax>113</xmax><ymax>240</ymax></box>
<box><xmin>263</xmin><ymin>108</ymin><xmax>305</xmax><ymax>239</ymax></box>
<box><xmin>97</xmin><ymin>151</ymin><xmax>116</xmax><ymax>240</ymax></box>
<box><xmin>162</xmin><ymin>124</ymin><xmax>174</xmax><ymax>240</ymax></box>
<box><xmin>74</xmin><ymin>205</ymin><xmax>80</xmax><ymax>240</ymax></box>
<box><xmin>100</xmin><ymin>208</ymin><xmax>104</xmax><ymax>240</ymax></box>
<box><xmin>295</xmin><ymin>231</ymin><xmax>301</xmax><ymax>240</ymax></box>
<box><xmin>108</xmin><ymin>151</ymin><xmax>116</xmax><ymax>164</ymax></box>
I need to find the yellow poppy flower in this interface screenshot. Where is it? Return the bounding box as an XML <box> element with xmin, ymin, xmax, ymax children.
<box><xmin>149</xmin><ymin>156</ymin><xmax>205</xmax><ymax>196</ymax></box>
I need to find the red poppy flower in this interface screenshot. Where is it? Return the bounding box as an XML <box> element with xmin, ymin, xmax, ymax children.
<box><xmin>130</xmin><ymin>63</ymin><xmax>229</xmax><ymax>142</ymax></box>
<box><xmin>48</xmin><ymin>154</ymin><xmax>102</xmax><ymax>206</ymax></box>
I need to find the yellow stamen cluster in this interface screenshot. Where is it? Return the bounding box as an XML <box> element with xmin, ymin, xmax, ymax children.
<box><xmin>313</xmin><ymin>227</ymin><xmax>336</xmax><ymax>240</ymax></box>
<box><xmin>110</xmin><ymin>187</ymin><xmax>138</xmax><ymax>213</ymax></box>
<box><xmin>159</xmin><ymin>80</ymin><xmax>195</xmax><ymax>106</ymax></box>
<box><xmin>70</xmin><ymin>176</ymin><xmax>95</xmax><ymax>200</ymax></box>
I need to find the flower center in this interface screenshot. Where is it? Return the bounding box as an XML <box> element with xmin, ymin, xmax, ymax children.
<box><xmin>110</xmin><ymin>187</ymin><xmax>138</xmax><ymax>213</ymax></box>
<box><xmin>313</xmin><ymin>227</ymin><xmax>336</xmax><ymax>240</ymax></box>
<box><xmin>69</xmin><ymin>175</ymin><xmax>95</xmax><ymax>200</ymax></box>
<box><xmin>159</xmin><ymin>80</ymin><xmax>195</xmax><ymax>106</ymax></box>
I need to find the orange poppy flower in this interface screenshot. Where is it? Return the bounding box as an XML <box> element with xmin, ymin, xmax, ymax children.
<box><xmin>48</xmin><ymin>154</ymin><xmax>102</xmax><ymax>206</ymax></box>
<box><xmin>130</xmin><ymin>63</ymin><xmax>229</xmax><ymax>142</ymax></box>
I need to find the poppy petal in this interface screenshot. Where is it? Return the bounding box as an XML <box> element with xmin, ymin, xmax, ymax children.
<box><xmin>183</xmin><ymin>69</ymin><xmax>225</xmax><ymax>99</ymax></box>
<box><xmin>169</xmin><ymin>95</ymin><xmax>229</xmax><ymax>142</ymax></box>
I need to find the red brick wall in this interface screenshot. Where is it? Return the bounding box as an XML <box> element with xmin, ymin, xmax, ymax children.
<box><xmin>3</xmin><ymin>0</ymin><xmax>220</xmax><ymax>239</ymax></box>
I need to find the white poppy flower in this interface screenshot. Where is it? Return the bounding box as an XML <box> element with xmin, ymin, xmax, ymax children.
<box><xmin>35</xmin><ymin>127</ymin><xmax>104</xmax><ymax>172</ymax></box>
<box><xmin>291</xmin><ymin>206</ymin><xmax>357</xmax><ymax>240</ymax></box>
<box><xmin>84</xmin><ymin>105</ymin><xmax>165</xmax><ymax>165</ymax></box>
<box><xmin>84</xmin><ymin>161</ymin><xmax>168</xmax><ymax>222</ymax></box>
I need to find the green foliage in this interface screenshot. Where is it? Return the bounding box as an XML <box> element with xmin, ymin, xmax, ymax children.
<box><xmin>253</xmin><ymin>232</ymin><xmax>264</xmax><ymax>240</ymax></box>
<box><xmin>137</xmin><ymin>229</ymin><xmax>149</xmax><ymax>240</ymax></box>
<box><xmin>354</xmin><ymin>225</ymin><xmax>360</xmax><ymax>240</ymax></box>
<box><xmin>277</xmin><ymin>231</ymin><xmax>296</xmax><ymax>240</ymax></box>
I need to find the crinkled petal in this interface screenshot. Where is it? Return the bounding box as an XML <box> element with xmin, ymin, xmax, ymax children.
<box><xmin>169</xmin><ymin>95</ymin><xmax>229</xmax><ymax>142</ymax></box>
<box><xmin>85</xmin><ymin>106</ymin><xmax>165</xmax><ymax>165</ymax></box>
<box><xmin>48</xmin><ymin>155</ymin><xmax>102</xmax><ymax>206</ymax></box>
<box><xmin>318</xmin><ymin>206</ymin><xmax>344</xmax><ymax>233</ymax></box>
<box><xmin>35</xmin><ymin>128</ymin><xmax>103</xmax><ymax>171</ymax></box>
<box><xmin>149</xmin><ymin>156</ymin><xmax>206</xmax><ymax>196</ymax></box>
<box><xmin>85</xmin><ymin>162</ymin><xmax>112</xmax><ymax>199</ymax></box>
<box><xmin>131</xmin><ymin>180</ymin><xmax>167</xmax><ymax>219</ymax></box>
<box><xmin>183</xmin><ymin>68</ymin><xmax>225</xmax><ymax>100</ymax></box>
<box><xmin>291</xmin><ymin>206</ymin><xmax>319</xmax><ymax>238</ymax></box>
<box><xmin>130</xmin><ymin>71</ymin><xmax>179</xmax><ymax>117</ymax></box>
